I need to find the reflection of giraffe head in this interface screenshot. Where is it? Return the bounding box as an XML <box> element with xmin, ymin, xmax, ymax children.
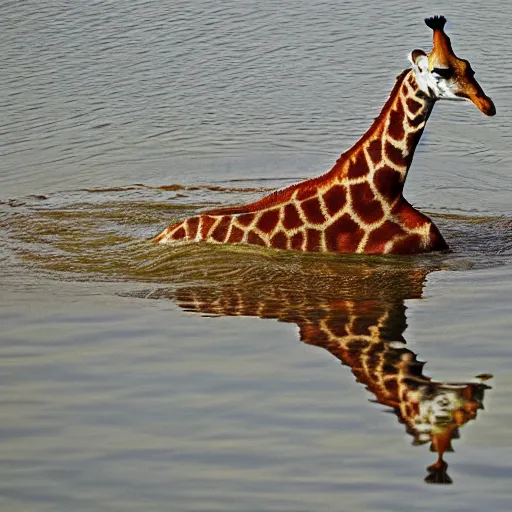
<box><xmin>407</xmin><ymin>380</ymin><xmax>490</xmax><ymax>484</ymax></box>
<box><xmin>411</xmin><ymin>383</ymin><xmax>483</xmax><ymax>442</ymax></box>
<box><xmin>399</xmin><ymin>379</ymin><xmax>489</xmax><ymax>483</ymax></box>
<box><xmin>408</xmin><ymin>16</ymin><xmax>495</xmax><ymax>116</ymax></box>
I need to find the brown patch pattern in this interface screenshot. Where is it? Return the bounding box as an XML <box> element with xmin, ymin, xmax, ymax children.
<box><xmin>391</xmin><ymin>234</ymin><xmax>424</xmax><ymax>254</ymax></box>
<box><xmin>350</xmin><ymin>182</ymin><xmax>384</xmax><ymax>224</ymax></box>
<box><xmin>352</xmin><ymin>315</ymin><xmax>376</xmax><ymax>336</ymax></box>
<box><xmin>384</xmin><ymin>379</ymin><xmax>399</xmax><ymax>396</ymax></box>
<box><xmin>237</xmin><ymin>213</ymin><xmax>255</xmax><ymax>227</ymax></box>
<box><xmin>228</xmin><ymin>225</ymin><xmax>244</xmax><ymax>243</ymax></box>
<box><xmin>200</xmin><ymin>216</ymin><xmax>216</xmax><ymax>238</ymax></box>
<box><xmin>322</xmin><ymin>185</ymin><xmax>347</xmax><ymax>216</ymax></box>
<box><xmin>306</xmin><ymin>228</ymin><xmax>322</xmax><ymax>252</ymax></box>
<box><xmin>290</xmin><ymin>231</ymin><xmax>304</xmax><ymax>250</ymax></box>
<box><xmin>407</xmin><ymin>98</ymin><xmax>423</xmax><ymax>114</ymax></box>
<box><xmin>348</xmin><ymin>150</ymin><xmax>369</xmax><ymax>179</ymax></box>
<box><xmin>374</xmin><ymin>168</ymin><xmax>403</xmax><ymax>203</ymax></box>
<box><xmin>388</xmin><ymin>102</ymin><xmax>405</xmax><ymax>141</ymax></box>
<box><xmin>365</xmin><ymin>221</ymin><xmax>406</xmax><ymax>253</ymax></box>
<box><xmin>172</xmin><ymin>226</ymin><xmax>186</xmax><ymax>240</ymax></box>
<box><xmin>187</xmin><ymin>216</ymin><xmax>199</xmax><ymax>239</ymax></box>
<box><xmin>385</xmin><ymin>141</ymin><xmax>406</xmax><ymax>168</ymax></box>
<box><xmin>407</xmin><ymin>113</ymin><xmax>425</xmax><ymax>128</ymax></box>
<box><xmin>325</xmin><ymin>318</ymin><xmax>349</xmax><ymax>337</ymax></box>
<box><xmin>325</xmin><ymin>214</ymin><xmax>364</xmax><ymax>252</ymax></box>
<box><xmin>282</xmin><ymin>203</ymin><xmax>303</xmax><ymax>230</ymax></box>
<box><xmin>366</xmin><ymin>138</ymin><xmax>382</xmax><ymax>166</ymax></box>
<box><xmin>211</xmin><ymin>216</ymin><xmax>231</xmax><ymax>242</ymax></box>
<box><xmin>301</xmin><ymin>197</ymin><xmax>325</xmax><ymax>225</ymax></box>
<box><xmin>270</xmin><ymin>231</ymin><xmax>288</xmax><ymax>249</ymax></box>
<box><xmin>257</xmin><ymin>209</ymin><xmax>279</xmax><ymax>233</ymax></box>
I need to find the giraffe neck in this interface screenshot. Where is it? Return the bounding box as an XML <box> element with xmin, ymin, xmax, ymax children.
<box><xmin>332</xmin><ymin>69</ymin><xmax>435</xmax><ymax>206</ymax></box>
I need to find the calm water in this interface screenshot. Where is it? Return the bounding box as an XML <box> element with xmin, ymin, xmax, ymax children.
<box><xmin>2</xmin><ymin>1</ymin><xmax>512</xmax><ymax>511</ymax></box>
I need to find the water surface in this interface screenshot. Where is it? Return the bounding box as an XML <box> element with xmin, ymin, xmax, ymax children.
<box><xmin>1</xmin><ymin>1</ymin><xmax>512</xmax><ymax>511</ymax></box>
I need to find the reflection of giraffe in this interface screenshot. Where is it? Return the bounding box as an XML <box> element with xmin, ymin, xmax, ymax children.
<box><xmin>154</xmin><ymin>17</ymin><xmax>495</xmax><ymax>255</ymax></box>
<box><xmin>145</xmin><ymin>263</ymin><xmax>490</xmax><ymax>484</ymax></box>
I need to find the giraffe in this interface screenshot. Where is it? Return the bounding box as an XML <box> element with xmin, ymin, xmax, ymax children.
<box><xmin>161</xmin><ymin>265</ymin><xmax>491</xmax><ymax>484</ymax></box>
<box><xmin>154</xmin><ymin>16</ymin><xmax>495</xmax><ymax>255</ymax></box>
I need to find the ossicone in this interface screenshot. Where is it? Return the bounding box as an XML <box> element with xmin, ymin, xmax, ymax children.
<box><xmin>425</xmin><ymin>16</ymin><xmax>447</xmax><ymax>31</ymax></box>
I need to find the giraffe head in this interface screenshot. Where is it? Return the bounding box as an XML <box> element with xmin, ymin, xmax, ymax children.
<box><xmin>408</xmin><ymin>16</ymin><xmax>495</xmax><ymax>116</ymax></box>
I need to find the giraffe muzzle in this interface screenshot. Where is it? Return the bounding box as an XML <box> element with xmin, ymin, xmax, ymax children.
<box><xmin>458</xmin><ymin>91</ymin><xmax>496</xmax><ymax>117</ymax></box>
<box><xmin>476</xmin><ymin>95</ymin><xmax>496</xmax><ymax>117</ymax></box>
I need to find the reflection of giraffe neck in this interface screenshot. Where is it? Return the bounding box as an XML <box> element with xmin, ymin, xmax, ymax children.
<box><xmin>172</xmin><ymin>283</ymin><xmax>488</xmax><ymax>481</ymax></box>
<box><xmin>299</xmin><ymin>299</ymin><xmax>484</xmax><ymax>441</ymax></box>
<box><xmin>154</xmin><ymin>70</ymin><xmax>447</xmax><ymax>254</ymax></box>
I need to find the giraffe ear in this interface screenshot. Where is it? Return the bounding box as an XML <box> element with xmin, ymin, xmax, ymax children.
<box><xmin>409</xmin><ymin>50</ymin><xmax>427</xmax><ymax>71</ymax></box>
<box><xmin>409</xmin><ymin>49</ymin><xmax>428</xmax><ymax>72</ymax></box>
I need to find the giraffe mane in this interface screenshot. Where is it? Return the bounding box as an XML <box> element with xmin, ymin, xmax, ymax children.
<box><xmin>333</xmin><ymin>69</ymin><xmax>410</xmax><ymax>167</ymax></box>
<box><xmin>202</xmin><ymin>176</ymin><xmax>324</xmax><ymax>216</ymax></box>
<box><xmin>202</xmin><ymin>69</ymin><xmax>411</xmax><ymax>217</ymax></box>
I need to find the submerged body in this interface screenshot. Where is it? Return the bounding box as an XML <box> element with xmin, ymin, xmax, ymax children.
<box><xmin>154</xmin><ymin>17</ymin><xmax>495</xmax><ymax>255</ymax></box>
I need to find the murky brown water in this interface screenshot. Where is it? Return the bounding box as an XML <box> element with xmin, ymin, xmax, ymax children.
<box><xmin>2</xmin><ymin>1</ymin><xmax>512</xmax><ymax>511</ymax></box>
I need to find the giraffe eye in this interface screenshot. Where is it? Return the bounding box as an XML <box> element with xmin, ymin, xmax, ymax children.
<box><xmin>432</xmin><ymin>67</ymin><xmax>454</xmax><ymax>79</ymax></box>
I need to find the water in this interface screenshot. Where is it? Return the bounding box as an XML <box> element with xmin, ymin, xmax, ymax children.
<box><xmin>1</xmin><ymin>1</ymin><xmax>512</xmax><ymax>510</ymax></box>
